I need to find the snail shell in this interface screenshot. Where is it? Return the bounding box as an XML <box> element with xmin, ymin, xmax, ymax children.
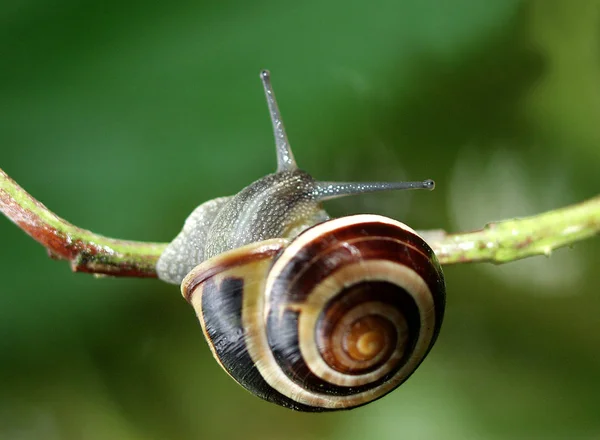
<box><xmin>181</xmin><ymin>214</ymin><xmax>445</xmax><ymax>412</ymax></box>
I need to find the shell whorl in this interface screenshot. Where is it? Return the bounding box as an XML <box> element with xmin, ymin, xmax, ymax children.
<box><xmin>182</xmin><ymin>214</ymin><xmax>445</xmax><ymax>411</ymax></box>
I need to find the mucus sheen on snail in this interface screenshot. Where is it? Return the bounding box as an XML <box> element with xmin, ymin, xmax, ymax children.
<box><xmin>156</xmin><ymin>70</ymin><xmax>446</xmax><ymax>412</ymax></box>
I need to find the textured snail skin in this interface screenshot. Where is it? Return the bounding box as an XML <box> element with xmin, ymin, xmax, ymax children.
<box><xmin>157</xmin><ymin>170</ymin><xmax>329</xmax><ymax>285</ymax></box>
<box><xmin>181</xmin><ymin>214</ymin><xmax>445</xmax><ymax>412</ymax></box>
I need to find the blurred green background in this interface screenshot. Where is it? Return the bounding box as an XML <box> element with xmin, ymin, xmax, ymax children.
<box><xmin>1</xmin><ymin>0</ymin><xmax>600</xmax><ymax>438</ymax></box>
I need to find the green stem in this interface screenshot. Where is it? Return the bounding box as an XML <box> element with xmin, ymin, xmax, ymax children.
<box><xmin>421</xmin><ymin>195</ymin><xmax>600</xmax><ymax>265</ymax></box>
<box><xmin>1</xmin><ymin>167</ymin><xmax>599</xmax><ymax>278</ymax></box>
<box><xmin>0</xmin><ymin>167</ymin><xmax>166</xmax><ymax>277</ymax></box>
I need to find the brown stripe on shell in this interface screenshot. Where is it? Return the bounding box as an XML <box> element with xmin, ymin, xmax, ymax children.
<box><xmin>265</xmin><ymin>219</ymin><xmax>443</xmax><ymax>309</ymax></box>
<box><xmin>281</xmin><ymin>219</ymin><xmax>440</xmax><ymax>273</ymax></box>
<box><xmin>270</xmin><ymin>236</ymin><xmax>443</xmax><ymax>320</ymax></box>
<box><xmin>181</xmin><ymin>238</ymin><xmax>287</xmax><ymax>302</ymax></box>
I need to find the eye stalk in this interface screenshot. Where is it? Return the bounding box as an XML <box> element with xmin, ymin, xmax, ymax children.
<box><xmin>260</xmin><ymin>69</ymin><xmax>436</xmax><ymax>200</ymax></box>
<box><xmin>260</xmin><ymin>69</ymin><xmax>297</xmax><ymax>172</ymax></box>
<box><xmin>313</xmin><ymin>179</ymin><xmax>435</xmax><ymax>202</ymax></box>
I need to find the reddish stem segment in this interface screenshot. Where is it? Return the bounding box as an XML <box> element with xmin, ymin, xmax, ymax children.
<box><xmin>0</xmin><ymin>167</ymin><xmax>166</xmax><ymax>277</ymax></box>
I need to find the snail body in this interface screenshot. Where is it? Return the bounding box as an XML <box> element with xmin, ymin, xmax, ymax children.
<box><xmin>157</xmin><ymin>70</ymin><xmax>445</xmax><ymax>412</ymax></box>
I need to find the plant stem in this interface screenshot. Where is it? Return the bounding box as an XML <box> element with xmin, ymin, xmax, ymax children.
<box><xmin>419</xmin><ymin>195</ymin><xmax>600</xmax><ymax>265</ymax></box>
<box><xmin>1</xmin><ymin>167</ymin><xmax>599</xmax><ymax>278</ymax></box>
<box><xmin>0</xmin><ymin>167</ymin><xmax>166</xmax><ymax>277</ymax></box>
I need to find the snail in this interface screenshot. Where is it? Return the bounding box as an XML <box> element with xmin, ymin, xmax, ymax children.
<box><xmin>156</xmin><ymin>70</ymin><xmax>446</xmax><ymax>412</ymax></box>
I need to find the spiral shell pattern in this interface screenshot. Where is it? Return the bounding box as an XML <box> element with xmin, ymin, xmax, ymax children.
<box><xmin>182</xmin><ymin>214</ymin><xmax>445</xmax><ymax>411</ymax></box>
